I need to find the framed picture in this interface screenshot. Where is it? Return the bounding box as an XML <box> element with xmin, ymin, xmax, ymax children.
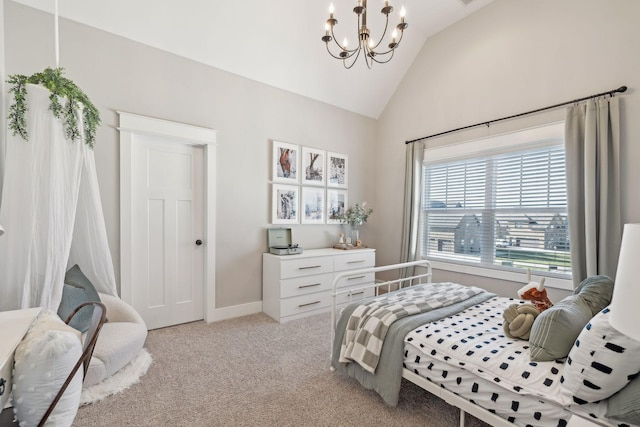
<box><xmin>301</xmin><ymin>187</ymin><xmax>326</xmax><ymax>224</ymax></box>
<box><xmin>272</xmin><ymin>184</ymin><xmax>299</xmax><ymax>224</ymax></box>
<box><xmin>326</xmin><ymin>189</ymin><xmax>348</xmax><ymax>224</ymax></box>
<box><xmin>301</xmin><ymin>147</ymin><xmax>326</xmax><ymax>186</ymax></box>
<box><xmin>272</xmin><ymin>140</ymin><xmax>300</xmax><ymax>183</ymax></box>
<box><xmin>327</xmin><ymin>152</ymin><xmax>348</xmax><ymax>188</ymax></box>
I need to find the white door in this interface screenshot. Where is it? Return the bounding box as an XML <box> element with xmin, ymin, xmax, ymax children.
<box><xmin>130</xmin><ymin>133</ymin><xmax>204</xmax><ymax>329</ymax></box>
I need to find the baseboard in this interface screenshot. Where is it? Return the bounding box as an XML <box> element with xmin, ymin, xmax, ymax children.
<box><xmin>207</xmin><ymin>300</ymin><xmax>263</xmax><ymax>322</ymax></box>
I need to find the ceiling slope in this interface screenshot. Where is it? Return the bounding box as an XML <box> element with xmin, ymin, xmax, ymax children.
<box><xmin>11</xmin><ymin>0</ymin><xmax>493</xmax><ymax>118</ymax></box>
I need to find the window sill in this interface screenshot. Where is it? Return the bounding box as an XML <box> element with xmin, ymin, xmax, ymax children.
<box><xmin>425</xmin><ymin>259</ymin><xmax>573</xmax><ymax>291</ymax></box>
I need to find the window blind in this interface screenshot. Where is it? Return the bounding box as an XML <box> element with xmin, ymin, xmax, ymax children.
<box><xmin>421</xmin><ymin>142</ymin><xmax>570</xmax><ymax>275</ymax></box>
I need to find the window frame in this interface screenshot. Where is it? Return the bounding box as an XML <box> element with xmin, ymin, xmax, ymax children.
<box><xmin>419</xmin><ymin>122</ymin><xmax>573</xmax><ymax>291</ymax></box>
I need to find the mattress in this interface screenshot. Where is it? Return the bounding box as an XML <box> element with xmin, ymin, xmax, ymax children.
<box><xmin>402</xmin><ymin>296</ymin><xmax>619</xmax><ymax>427</ymax></box>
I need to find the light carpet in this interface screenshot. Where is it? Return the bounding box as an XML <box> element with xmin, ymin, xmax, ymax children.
<box><xmin>73</xmin><ymin>312</ymin><xmax>491</xmax><ymax>427</ymax></box>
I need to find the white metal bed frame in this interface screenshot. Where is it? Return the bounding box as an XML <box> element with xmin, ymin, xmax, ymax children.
<box><xmin>330</xmin><ymin>260</ymin><xmax>611</xmax><ymax>427</ymax></box>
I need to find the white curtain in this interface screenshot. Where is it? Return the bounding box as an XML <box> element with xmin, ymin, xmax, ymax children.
<box><xmin>565</xmin><ymin>97</ymin><xmax>622</xmax><ymax>287</ymax></box>
<box><xmin>0</xmin><ymin>84</ymin><xmax>117</xmax><ymax>311</ymax></box>
<box><xmin>400</xmin><ymin>141</ymin><xmax>424</xmax><ymax>278</ymax></box>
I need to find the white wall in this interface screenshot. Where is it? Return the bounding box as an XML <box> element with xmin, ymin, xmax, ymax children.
<box><xmin>3</xmin><ymin>1</ymin><xmax>377</xmax><ymax>310</ymax></box>
<box><xmin>373</xmin><ymin>0</ymin><xmax>640</xmax><ymax>297</ymax></box>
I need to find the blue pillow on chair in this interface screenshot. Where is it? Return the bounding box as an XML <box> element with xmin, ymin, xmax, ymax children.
<box><xmin>57</xmin><ymin>265</ymin><xmax>101</xmax><ymax>332</ymax></box>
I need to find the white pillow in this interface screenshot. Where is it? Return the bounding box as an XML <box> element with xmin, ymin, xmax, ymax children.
<box><xmin>12</xmin><ymin>310</ymin><xmax>83</xmax><ymax>427</ymax></box>
<box><xmin>560</xmin><ymin>307</ymin><xmax>640</xmax><ymax>405</ymax></box>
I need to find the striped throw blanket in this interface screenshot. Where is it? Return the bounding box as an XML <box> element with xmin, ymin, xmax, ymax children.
<box><xmin>339</xmin><ymin>282</ymin><xmax>484</xmax><ymax>373</ymax></box>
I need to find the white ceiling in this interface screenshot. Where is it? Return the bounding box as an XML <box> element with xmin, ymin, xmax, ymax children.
<box><xmin>12</xmin><ymin>0</ymin><xmax>494</xmax><ymax>119</ymax></box>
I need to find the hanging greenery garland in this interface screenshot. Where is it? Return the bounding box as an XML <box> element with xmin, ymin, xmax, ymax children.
<box><xmin>7</xmin><ymin>67</ymin><xmax>101</xmax><ymax>148</ymax></box>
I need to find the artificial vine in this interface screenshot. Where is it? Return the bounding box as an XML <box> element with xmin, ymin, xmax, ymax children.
<box><xmin>7</xmin><ymin>67</ymin><xmax>101</xmax><ymax>148</ymax></box>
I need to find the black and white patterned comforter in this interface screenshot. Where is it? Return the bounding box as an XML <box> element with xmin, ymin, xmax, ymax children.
<box><xmin>403</xmin><ymin>297</ymin><xmax>619</xmax><ymax>427</ymax></box>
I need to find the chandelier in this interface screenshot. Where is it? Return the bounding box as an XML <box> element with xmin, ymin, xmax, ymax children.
<box><xmin>322</xmin><ymin>0</ymin><xmax>408</xmax><ymax>69</ymax></box>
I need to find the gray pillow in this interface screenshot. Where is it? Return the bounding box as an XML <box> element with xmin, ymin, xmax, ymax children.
<box><xmin>57</xmin><ymin>264</ymin><xmax>101</xmax><ymax>332</ymax></box>
<box><xmin>606</xmin><ymin>374</ymin><xmax>640</xmax><ymax>425</ymax></box>
<box><xmin>572</xmin><ymin>275</ymin><xmax>614</xmax><ymax>316</ymax></box>
<box><xmin>528</xmin><ymin>275</ymin><xmax>615</xmax><ymax>362</ymax></box>
<box><xmin>529</xmin><ymin>294</ymin><xmax>593</xmax><ymax>361</ymax></box>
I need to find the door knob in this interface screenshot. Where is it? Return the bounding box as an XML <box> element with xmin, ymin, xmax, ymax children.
<box><xmin>195</xmin><ymin>240</ymin><xmax>203</xmax><ymax>246</ymax></box>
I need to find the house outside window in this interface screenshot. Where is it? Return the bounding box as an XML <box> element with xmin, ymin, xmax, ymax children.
<box><xmin>420</xmin><ymin>122</ymin><xmax>572</xmax><ymax>288</ymax></box>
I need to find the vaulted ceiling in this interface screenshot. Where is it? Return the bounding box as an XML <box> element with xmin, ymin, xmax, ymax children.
<box><xmin>12</xmin><ymin>0</ymin><xmax>494</xmax><ymax>118</ymax></box>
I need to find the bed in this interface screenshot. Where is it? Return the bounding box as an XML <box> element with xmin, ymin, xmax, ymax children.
<box><xmin>330</xmin><ymin>260</ymin><xmax>640</xmax><ymax>427</ymax></box>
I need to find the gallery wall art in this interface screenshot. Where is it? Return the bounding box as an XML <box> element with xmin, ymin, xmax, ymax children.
<box><xmin>270</xmin><ymin>140</ymin><xmax>348</xmax><ymax>225</ymax></box>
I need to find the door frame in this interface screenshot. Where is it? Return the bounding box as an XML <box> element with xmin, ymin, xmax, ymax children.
<box><xmin>118</xmin><ymin>112</ymin><xmax>217</xmax><ymax>322</ymax></box>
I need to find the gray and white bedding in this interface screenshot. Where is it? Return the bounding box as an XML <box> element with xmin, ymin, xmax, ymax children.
<box><xmin>331</xmin><ymin>285</ymin><xmax>495</xmax><ymax>406</ymax></box>
<box><xmin>339</xmin><ymin>282</ymin><xmax>485</xmax><ymax>373</ymax></box>
<box><xmin>332</xmin><ymin>283</ymin><xmax>637</xmax><ymax>426</ymax></box>
<box><xmin>403</xmin><ymin>296</ymin><xmax>617</xmax><ymax>427</ymax></box>
<box><xmin>404</xmin><ymin>346</ymin><xmax>609</xmax><ymax>427</ymax></box>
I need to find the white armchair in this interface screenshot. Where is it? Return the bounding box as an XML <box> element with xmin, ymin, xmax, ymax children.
<box><xmin>83</xmin><ymin>293</ymin><xmax>148</xmax><ymax>387</ymax></box>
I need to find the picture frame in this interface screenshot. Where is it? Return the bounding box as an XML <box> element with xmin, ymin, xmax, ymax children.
<box><xmin>326</xmin><ymin>189</ymin><xmax>348</xmax><ymax>225</ymax></box>
<box><xmin>327</xmin><ymin>151</ymin><xmax>348</xmax><ymax>188</ymax></box>
<box><xmin>272</xmin><ymin>184</ymin><xmax>299</xmax><ymax>224</ymax></box>
<box><xmin>301</xmin><ymin>187</ymin><xmax>326</xmax><ymax>224</ymax></box>
<box><xmin>301</xmin><ymin>147</ymin><xmax>326</xmax><ymax>186</ymax></box>
<box><xmin>272</xmin><ymin>140</ymin><xmax>300</xmax><ymax>183</ymax></box>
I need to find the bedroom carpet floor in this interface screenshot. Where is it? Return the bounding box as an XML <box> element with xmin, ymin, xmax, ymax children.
<box><xmin>73</xmin><ymin>311</ymin><xmax>491</xmax><ymax>427</ymax></box>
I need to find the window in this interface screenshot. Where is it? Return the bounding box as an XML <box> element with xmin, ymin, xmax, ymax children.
<box><xmin>420</xmin><ymin>123</ymin><xmax>570</xmax><ymax>278</ymax></box>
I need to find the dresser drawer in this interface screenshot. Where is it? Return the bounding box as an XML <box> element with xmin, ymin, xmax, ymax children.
<box><xmin>335</xmin><ymin>272</ymin><xmax>375</xmax><ymax>289</ymax></box>
<box><xmin>281</xmin><ymin>273</ymin><xmax>332</xmax><ymax>298</ymax></box>
<box><xmin>334</xmin><ymin>251</ymin><xmax>375</xmax><ymax>272</ymax></box>
<box><xmin>280</xmin><ymin>292</ymin><xmax>331</xmax><ymax>318</ymax></box>
<box><xmin>280</xmin><ymin>256</ymin><xmax>333</xmax><ymax>279</ymax></box>
<box><xmin>336</xmin><ymin>286</ymin><xmax>375</xmax><ymax>307</ymax></box>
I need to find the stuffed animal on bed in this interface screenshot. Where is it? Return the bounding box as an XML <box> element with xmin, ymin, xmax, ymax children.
<box><xmin>517</xmin><ymin>269</ymin><xmax>553</xmax><ymax>312</ymax></box>
<box><xmin>502</xmin><ymin>270</ymin><xmax>554</xmax><ymax>340</ymax></box>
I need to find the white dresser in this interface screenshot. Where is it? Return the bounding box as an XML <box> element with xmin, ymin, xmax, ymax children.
<box><xmin>262</xmin><ymin>248</ymin><xmax>375</xmax><ymax>323</ymax></box>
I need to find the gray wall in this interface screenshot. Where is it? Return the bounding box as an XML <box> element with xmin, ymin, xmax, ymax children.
<box><xmin>4</xmin><ymin>1</ymin><xmax>377</xmax><ymax>310</ymax></box>
<box><xmin>6</xmin><ymin>0</ymin><xmax>640</xmax><ymax>308</ymax></box>
<box><xmin>373</xmin><ymin>0</ymin><xmax>640</xmax><ymax>298</ymax></box>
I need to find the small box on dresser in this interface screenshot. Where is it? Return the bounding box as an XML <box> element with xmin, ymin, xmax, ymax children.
<box><xmin>262</xmin><ymin>248</ymin><xmax>375</xmax><ymax>323</ymax></box>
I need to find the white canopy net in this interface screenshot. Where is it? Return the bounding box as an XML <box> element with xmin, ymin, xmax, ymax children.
<box><xmin>0</xmin><ymin>83</ymin><xmax>117</xmax><ymax>311</ymax></box>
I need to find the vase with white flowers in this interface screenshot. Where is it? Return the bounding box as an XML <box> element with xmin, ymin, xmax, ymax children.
<box><xmin>338</xmin><ymin>202</ymin><xmax>373</xmax><ymax>247</ymax></box>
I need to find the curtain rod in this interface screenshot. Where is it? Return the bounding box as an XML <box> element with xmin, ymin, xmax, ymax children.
<box><xmin>405</xmin><ymin>85</ymin><xmax>628</xmax><ymax>145</ymax></box>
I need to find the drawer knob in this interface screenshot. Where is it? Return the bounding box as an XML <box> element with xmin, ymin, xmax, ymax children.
<box><xmin>347</xmin><ymin>260</ymin><xmax>366</xmax><ymax>264</ymax></box>
<box><xmin>348</xmin><ymin>275</ymin><xmax>366</xmax><ymax>280</ymax></box>
<box><xmin>298</xmin><ymin>265</ymin><xmax>321</xmax><ymax>270</ymax></box>
<box><xmin>298</xmin><ymin>283</ymin><xmax>321</xmax><ymax>289</ymax></box>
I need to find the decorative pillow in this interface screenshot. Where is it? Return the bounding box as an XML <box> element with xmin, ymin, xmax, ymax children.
<box><xmin>606</xmin><ymin>373</ymin><xmax>640</xmax><ymax>425</ymax></box>
<box><xmin>58</xmin><ymin>264</ymin><xmax>101</xmax><ymax>332</ymax></box>
<box><xmin>529</xmin><ymin>294</ymin><xmax>593</xmax><ymax>361</ymax></box>
<box><xmin>528</xmin><ymin>275</ymin><xmax>614</xmax><ymax>362</ymax></box>
<box><xmin>560</xmin><ymin>307</ymin><xmax>640</xmax><ymax>405</ymax></box>
<box><xmin>572</xmin><ymin>275</ymin><xmax>614</xmax><ymax>316</ymax></box>
<box><xmin>13</xmin><ymin>310</ymin><xmax>83</xmax><ymax>426</ymax></box>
